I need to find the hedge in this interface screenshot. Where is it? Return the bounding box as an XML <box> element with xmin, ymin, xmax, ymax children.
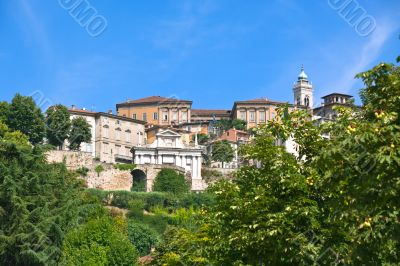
<box><xmin>85</xmin><ymin>189</ymin><xmax>215</xmax><ymax>211</ymax></box>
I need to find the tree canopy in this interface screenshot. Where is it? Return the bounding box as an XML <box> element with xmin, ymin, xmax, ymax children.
<box><xmin>152</xmin><ymin>168</ymin><xmax>189</xmax><ymax>194</ymax></box>
<box><xmin>68</xmin><ymin>116</ymin><xmax>91</xmax><ymax>151</ymax></box>
<box><xmin>45</xmin><ymin>104</ymin><xmax>71</xmax><ymax>149</ymax></box>
<box><xmin>7</xmin><ymin>94</ymin><xmax>45</xmax><ymax>145</ymax></box>
<box><xmin>211</xmin><ymin>140</ymin><xmax>235</xmax><ymax>167</ymax></box>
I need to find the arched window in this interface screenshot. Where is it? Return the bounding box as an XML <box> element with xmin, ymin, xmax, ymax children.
<box><xmin>125</xmin><ymin>130</ymin><xmax>131</xmax><ymax>142</ymax></box>
<box><xmin>115</xmin><ymin>128</ymin><xmax>121</xmax><ymax>140</ymax></box>
<box><xmin>304</xmin><ymin>96</ymin><xmax>310</xmax><ymax>107</ymax></box>
<box><xmin>103</xmin><ymin>125</ymin><xmax>109</xmax><ymax>138</ymax></box>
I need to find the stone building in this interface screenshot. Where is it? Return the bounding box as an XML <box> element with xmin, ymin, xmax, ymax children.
<box><xmin>230</xmin><ymin>67</ymin><xmax>312</xmax><ymax>129</ymax></box>
<box><xmin>116</xmin><ymin>96</ymin><xmax>192</xmax><ymax>126</ymax></box>
<box><xmin>208</xmin><ymin>128</ymin><xmax>250</xmax><ymax>169</ymax></box>
<box><xmin>68</xmin><ymin>107</ymin><xmax>146</xmax><ymax>164</ymax></box>
<box><xmin>313</xmin><ymin>93</ymin><xmax>355</xmax><ymax>124</ymax></box>
<box><xmin>132</xmin><ymin>129</ymin><xmax>205</xmax><ymax>191</ymax></box>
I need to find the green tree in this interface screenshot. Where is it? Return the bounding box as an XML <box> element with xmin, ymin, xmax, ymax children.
<box><xmin>127</xmin><ymin>221</ymin><xmax>159</xmax><ymax>256</ymax></box>
<box><xmin>45</xmin><ymin>104</ymin><xmax>71</xmax><ymax>149</ymax></box>
<box><xmin>61</xmin><ymin>217</ymin><xmax>138</xmax><ymax>266</ymax></box>
<box><xmin>192</xmin><ymin>133</ymin><xmax>209</xmax><ymax>145</ymax></box>
<box><xmin>211</xmin><ymin>140</ymin><xmax>234</xmax><ymax>168</ymax></box>
<box><xmin>68</xmin><ymin>116</ymin><xmax>91</xmax><ymax>151</ymax></box>
<box><xmin>0</xmin><ymin>101</ymin><xmax>10</xmax><ymax>122</ymax></box>
<box><xmin>0</xmin><ymin>124</ymin><xmax>85</xmax><ymax>265</ymax></box>
<box><xmin>215</xmin><ymin>119</ymin><xmax>246</xmax><ymax>131</ymax></box>
<box><xmin>152</xmin><ymin>169</ymin><xmax>189</xmax><ymax>194</ymax></box>
<box><xmin>7</xmin><ymin>93</ymin><xmax>45</xmax><ymax>145</ymax></box>
<box><xmin>314</xmin><ymin>58</ymin><xmax>400</xmax><ymax>264</ymax></box>
<box><xmin>231</xmin><ymin>119</ymin><xmax>247</xmax><ymax>130</ymax></box>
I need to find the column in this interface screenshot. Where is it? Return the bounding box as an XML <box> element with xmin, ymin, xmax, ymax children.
<box><xmin>192</xmin><ymin>156</ymin><xmax>198</xmax><ymax>179</ymax></box>
<box><xmin>176</xmin><ymin>155</ymin><xmax>182</xmax><ymax>167</ymax></box>
<box><xmin>151</xmin><ymin>155</ymin><xmax>156</xmax><ymax>164</ymax></box>
<box><xmin>197</xmin><ymin>156</ymin><xmax>202</xmax><ymax>179</ymax></box>
<box><xmin>158</xmin><ymin>154</ymin><xmax>162</xmax><ymax>164</ymax></box>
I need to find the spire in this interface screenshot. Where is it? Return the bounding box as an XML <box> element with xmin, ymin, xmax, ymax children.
<box><xmin>298</xmin><ymin>65</ymin><xmax>308</xmax><ymax>81</ymax></box>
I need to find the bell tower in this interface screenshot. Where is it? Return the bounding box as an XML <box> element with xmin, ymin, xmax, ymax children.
<box><xmin>293</xmin><ymin>65</ymin><xmax>313</xmax><ymax>108</ymax></box>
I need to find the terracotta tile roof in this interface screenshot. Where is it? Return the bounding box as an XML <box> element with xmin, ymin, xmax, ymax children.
<box><xmin>191</xmin><ymin>109</ymin><xmax>231</xmax><ymax>116</ymax></box>
<box><xmin>235</xmin><ymin>97</ymin><xmax>287</xmax><ymax>104</ymax></box>
<box><xmin>117</xmin><ymin>96</ymin><xmax>192</xmax><ymax>106</ymax></box>
<box><xmin>68</xmin><ymin>109</ymin><xmax>96</xmax><ymax>115</ymax></box>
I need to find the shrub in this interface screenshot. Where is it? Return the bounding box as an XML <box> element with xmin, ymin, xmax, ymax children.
<box><xmin>61</xmin><ymin>217</ymin><xmax>139</xmax><ymax>265</ymax></box>
<box><xmin>95</xmin><ymin>164</ymin><xmax>105</xmax><ymax>177</ymax></box>
<box><xmin>153</xmin><ymin>169</ymin><xmax>189</xmax><ymax>194</ymax></box>
<box><xmin>114</xmin><ymin>163</ymin><xmax>136</xmax><ymax>171</ymax></box>
<box><xmin>127</xmin><ymin>221</ymin><xmax>159</xmax><ymax>256</ymax></box>
<box><xmin>76</xmin><ymin>166</ymin><xmax>90</xmax><ymax>177</ymax></box>
<box><xmin>131</xmin><ymin>179</ymin><xmax>146</xmax><ymax>192</ymax></box>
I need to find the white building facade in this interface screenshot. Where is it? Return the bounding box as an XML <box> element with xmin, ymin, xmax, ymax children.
<box><xmin>132</xmin><ymin>130</ymin><xmax>206</xmax><ymax>191</ymax></box>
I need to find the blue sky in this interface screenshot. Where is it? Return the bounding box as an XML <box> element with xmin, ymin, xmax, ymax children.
<box><xmin>0</xmin><ymin>0</ymin><xmax>399</xmax><ymax>111</ymax></box>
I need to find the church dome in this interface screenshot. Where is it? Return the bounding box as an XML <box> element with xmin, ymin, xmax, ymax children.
<box><xmin>298</xmin><ymin>65</ymin><xmax>308</xmax><ymax>80</ymax></box>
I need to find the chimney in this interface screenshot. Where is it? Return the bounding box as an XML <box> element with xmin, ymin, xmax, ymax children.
<box><xmin>71</xmin><ymin>105</ymin><xmax>76</xmax><ymax>110</ymax></box>
<box><xmin>108</xmin><ymin>109</ymin><xmax>113</xmax><ymax>114</ymax></box>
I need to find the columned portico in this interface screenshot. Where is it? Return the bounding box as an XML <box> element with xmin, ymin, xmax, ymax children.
<box><xmin>132</xmin><ymin>129</ymin><xmax>206</xmax><ymax>191</ymax></box>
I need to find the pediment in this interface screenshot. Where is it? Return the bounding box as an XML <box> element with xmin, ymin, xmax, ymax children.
<box><xmin>156</xmin><ymin>129</ymin><xmax>181</xmax><ymax>138</ymax></box>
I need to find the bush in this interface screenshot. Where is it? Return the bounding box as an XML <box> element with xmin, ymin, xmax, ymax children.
<box><xmin>114</xmin><ymin>163</ymin><xmax>136</xmax><ymax>171</ymax></box>
<box><xmin>61</xmin><ymin>217</ymin><xmax>139</xmax><ymax>265</ymax></box>
<box><xmin>76</xmin><ymin>166</ymin><xmax>90</xmax><ymax>177</ymax></box>
<box><xmin>153</xmin><ymin>169</ymin><xmax>189</xmax><ymax>194</ymax></box>
<box><xmin>85</xmin><ymin>190</ymin><xmax>215</xmax><ymax>211</ymax></box>
<box><xmin>127</xmin><ymin>221</ymin><xmax>159</xmax><ymax>256</ymax></box>
<box><xmin>95</xmin><ymin>164</ymin><xmax>105</xmax><ymax>177</ymax></box>
<box><xmin>131</xmin><ymin>179</ymin><xmax>146</xmax><ymax>192</ymax></box>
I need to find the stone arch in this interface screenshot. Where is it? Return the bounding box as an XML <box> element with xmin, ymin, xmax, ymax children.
<box><xmin>131</xmin><ymin>169</ymin><xmax>146</xmax><ymax>191</ymax></box>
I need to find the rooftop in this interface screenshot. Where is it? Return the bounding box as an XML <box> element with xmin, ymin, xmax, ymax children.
<box><xmin>116</xmin><ymin>96</ymin><xmax>192</xmax><ymax>107</ymax></box>
<box><xmin>321</xmin><ymin>93</ymin><xmax>354</xmax><ymax>99</ymax></box>
<box><xmin>191</xmin><ymin>109</ymin><xmax>231</xmax><ymax>116</ymax></box>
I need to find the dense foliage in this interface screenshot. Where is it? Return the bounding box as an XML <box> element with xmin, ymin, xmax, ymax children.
<box><xmin>211</xmin><ymin>140</ymin><xmax>235</xmax><ymax>167</ymax></box>
<box><xmin>7</xmin><ymin>94</ymin><xmax>45</xmax><ymax>145</ymax></box>
<box><xmin>215</xmin><ymin>119</ymin><xmax>247</xmax><ymax>131</ymax></box>
<box><xmin>152</xmin><ymin>169</ymin><xmax>189</xmax><ymax>195</ymax></box>
<box><xmin>153</xmin><ymin>57</ymin><xmax>400</xmax><ymax>265</ymax></box>
<box><xmin>127</xmin><ymin>221</ymin><xmax>159</xmax><ymax>256</ymax></box>
<box><xmin>68</xmin><ymin>116</ymin><xmax>91</xmax><ymax>151</ymax></box>
<box><xmin>0</xmin><ymin>121</ymin><xmax>83</xmax><ymax>264</ymax></box>
<box><xmin>45</xmin><ymin>104</ymin><xmax>71</xmax><ymax>149</ymax></box>
<box><xmin>61</xmin><ymin>217</ymin><xmax>138</xmax><ymax>265</ymax></box>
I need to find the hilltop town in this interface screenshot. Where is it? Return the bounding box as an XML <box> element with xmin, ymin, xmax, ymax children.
<box><xmin>58</xmin><ymin>67</ymin><xmax>355</xmax><ymax>192</ymax></box>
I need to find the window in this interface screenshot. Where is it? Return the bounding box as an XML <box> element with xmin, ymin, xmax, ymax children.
<box><xmin>259</xmin><ymin>111</ymin><xmax>265</xmax><ymax>122</ymax></box>
<box><xmin>304</xmin><ymin>96</ymin><xmax>310</xmax><ymax>107</ymax></box>
<box><xmin>125</xmin><ymin>130</ymin><xmax>131</xmax><ymax>142</ymax></box>
<box><xmin>240</xmin><ymin>111</ymin><xmax>246</xmax><ymax>121</ymax></box>
<box><xmin>143</xmin><ymin>113</ymin><xmax>147</xmax><ymax>122</ymax></box>
<box><xmin>103</xmin><ymin>125</ymin><xmax>109</xmax><ymax>138</ymax></box>
<box><xmin>181</xmin><ymin>111</ymin><xmax>188</xmax><ymax>121</ymax></box>
<box><xmin>115</xmin><ymin>145</ymin><xmax>121</xmax><ymax>155</ymax></box>
<box><xmin>186</xmin><ymin>156</ymin><xmax>192</xmax><ymax>165</ymax></box>
<box><xmin>153</xmin><ymin>112</ymin><xmax>158</xmax><ymax>120</ymax></box>
<box><xmin>249</xmin><ymin>111</ymin><xmax>255</xmax><ymax>122</ymax></box>
<box><xmin>132</xmin><ymin>114</ymin><xmax>136</xmax><ymax>119</ymax></box>
<box><xmin>162</xmin><ymin>111</ymin><xmax>168</xmax><ymax>121</ymax></box>
<box><xmin>103</xmin><ymin>143</ymin><xmax>109</xmax><ymax>154</ymax></box>
<box><xmin>125</xmin><ymin>146</ymin><xmax>131</xmax><ymax>156</ymax></box>
<box><xmin>165</xmin><ymin>138</ymin><xmax>173</xmax><ymax>147</ymax></box>
<box><xmin>172</xmin><ymin>111</ymin><xmax>178</xmax><ymax>121</ymax></box>
<box><xmin>115</xmin><ymin>128</ymin><xmax>121</xmax><ymax>140</ymax></box>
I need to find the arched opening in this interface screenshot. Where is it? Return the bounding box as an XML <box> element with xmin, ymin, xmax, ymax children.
<box><xmin>131</xmin><ymin>169</ymin><xmax>146</xmax><ymax>192</ymax></box>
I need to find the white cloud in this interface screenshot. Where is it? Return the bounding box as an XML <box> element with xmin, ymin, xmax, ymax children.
<box><xmin>324</xmin><ymin>20</ymin><xmax>398</xmax><ymax>95</ymax></box>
